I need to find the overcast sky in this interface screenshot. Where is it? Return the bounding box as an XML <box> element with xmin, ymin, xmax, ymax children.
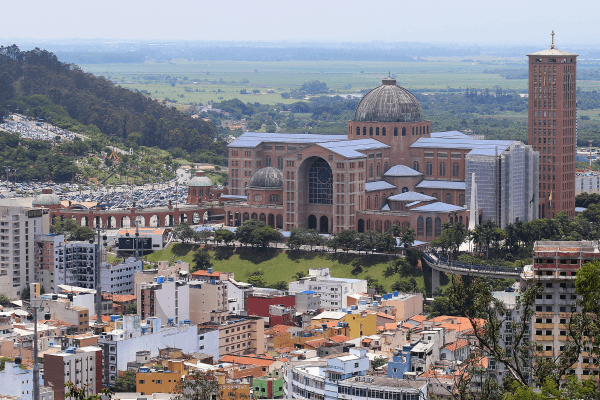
<box><xmin>2</xmin><ymin>0</ymin><xmax>599</xmax><ymax>45</ymax></box>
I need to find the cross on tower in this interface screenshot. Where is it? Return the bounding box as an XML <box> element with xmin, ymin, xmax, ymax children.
<box><xmin>551</xmin><ymin>30</ymin><xmax>555</xmax><ymax>49</ymax></box>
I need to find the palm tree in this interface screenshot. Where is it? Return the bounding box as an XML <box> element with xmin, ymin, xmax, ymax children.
<box><xmin>400</xmin><ymin>228</ymin><xmax>416</xmax><ymax>251</ymax></box>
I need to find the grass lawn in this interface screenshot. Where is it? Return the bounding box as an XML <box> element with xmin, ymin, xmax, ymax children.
<box><xmin>145</xmin><ymin>243</ymin><xmax>451</xmax><ymax>294</ymax></box>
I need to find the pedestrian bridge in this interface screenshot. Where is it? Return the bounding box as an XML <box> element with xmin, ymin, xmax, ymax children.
<box><xmin>422</xmin><ymin>250</ymin><xmax>523</xmax><ymax>293</ymax></box>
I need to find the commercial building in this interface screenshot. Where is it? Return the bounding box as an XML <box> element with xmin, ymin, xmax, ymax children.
<box><xmin>528</xmin><ymin>37</ymin><xmax>578</xmax><ymax>218</ymax></box>
<box><xmin>136</xmin><ymin>359</ymin><xmax>186</xmax><ymax>395</ymax></box>
<box><xmin>289</xmin><ymin>268</ymin><xmax>367</xmax><ymax>311</ymax></box>
<box><xmin>203</xmin><ymin>315</ymin><xmax>265</xmax><ymax>357</ymax></box>
<box><xmin>0</xmin><ymin>206</ymin><xmax>48</xmax><ymax>299</ymax></box>
<box><xmin>311</xmin><ymin>310</ymin><xmax>377</xmax><ymax>339</ymax></box>
<box><xmin>97</xmin><ymin>316</ymin><xmax>198</xmax><ymax>386</ymax></box>
<box><xmin>43</xmin><ymin>346</ymin><xmax>102</xmax><ymax>400</ymax></box>
<box><xmin>576</xmin><ymin>170</ymin><xmax>600</xmax><ymax>195</ymax></box>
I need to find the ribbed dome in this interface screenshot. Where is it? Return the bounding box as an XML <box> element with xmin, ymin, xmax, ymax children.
<box><xmin>354</xmin><ymin>78</ymin><xmax>424</xmax><ymax>123</ymax></box>
<box><xmin>33</xmin><ymin>192</ymin><xmax>61</xmax><ymax>206</ymax></box>
<box><xmin>189</xmin><ymin>175</ymin><xmax>213</xmax><ymax>187</ymax></box>
<box><xmin>248</xmin><ymin>167</ymin><xmax>283</xmax><ymax>189</ymax></box>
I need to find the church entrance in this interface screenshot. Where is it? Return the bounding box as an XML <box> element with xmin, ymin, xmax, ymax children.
<box><xmin>358</xmin><ymin>219</ymin><xmax>365</xmax><ymax>233</ymax></box>
<box><xmin>320</xmin><ymin>216</ymin><xmax>329</xmax><ymax>233</ymax></box>
<box><xmin>308</xmin><ymin>215</ymin><xmax>317</xmax><ymax>230</ymax></box>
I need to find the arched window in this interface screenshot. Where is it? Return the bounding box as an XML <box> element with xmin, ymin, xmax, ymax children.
<box><xmin>377</xmin><ymin>163</ymin><xmax>381</xmax><ymax>176</ymax></box>
<box><xmin>450</xmin><ymin>216</ymin><xmax>453</xmax><ymax>224</ymax></box>
<box><xmin>459</xmin><ymin>215</ymin><xmax>463</xmax><ymax>224</ymax></box>
<box><xmin>251</xmin><ymin>212</ymin><xmax>257</xmax><ymax>220</ymax></box>
<box><xmin>402</xmin><ymin>187</ymin><xmax>409</xmax><ymax>193</ymax></box>
<box><xmin>453</xmin><ymin>163</ymin><xmax>459</xmax><ymax>177</ymax></box>
<box><xmin>376</xmin><ymin>127</ymin><xmax>380</xmax><ymax>136</ymax></box>
<box><xmin>419</xmin><ymin>126</ymin><xmax>422</xmax><ymax>135</ymax></box>
<box><xmin>413</xmin><ymin>161</ymin><xmax>420</xmax><ymax>172</ymax></box>
<box><xmin>435</xmin><ymin>217</ymin><xmax>442</xmax><ymax>236</ymax></box>
<box><xmin>426</xmin><ymin>162</ymin><xmax>433</xmax><ymax>176</ymax></box>
<box><xmin>402</xmin><ymin>127</ymin><xmax>406</xmax><ymax>136</ymax></box>
<box><xmin>439</xmin><ymin>162</ymin><xmax>446</xmax><ymax>176</ymax></box>
<box><xmin>459</xmin><ymin>194</ymin><xmax>465</xmax><ymax>206</ymax></box>
<box><xmin>417</xmin><ymin>217</ymin><xmax>424</xmax><ymax>236</ymax></box>
<box><xmin>366</xmin><ymin>197</ymin><xmax>371</xmax><ymax>209</ymax></box>
<box><xmin>384</xmin><ymin>162</ymin><xmax>388</xmax><ymax>172</ymax></box>
<box><xmin>384</xmin><ymin>220</ymin><xmax>391</xmax><ymax>232</ymax></box>
<box><xmin>426</xmin><ymin>217</ymin><xmax>433</xmax><ymax>236</ymax></box>
<box><xmin>375</xmin><ymin>195</ymin><xmax>379</xmax><ymax>208</ymax></box>
<box><xmin>394</xmin><ymin>127</ymin><xmax>398</xmax><ymax>136</ymax></box>
<box><xmin>356</xmin><ymin>127</ymin><xmax>360</xmax><ymax>136</ymax></box>
<box><xmin>277</xmin><ymin>156</ymin><xmax>283</xmax><ymax>169</ymax></box>
<box><xmin>363</xmin><ymin>127</ymin><xmax>367</xmax><ymax>135</ymax></box>
<box><xmin>382</xmin><ymin>127</ymin><xmax>386</xmax><ymax>136</ymax></box>
<box><xmin>369</xmin><ymin>127</ymin><xmax>373</xmax><ymax>136</ymax></box>
<box><xmin>427</xmin><ymin>126</ymin><xmax>429</xmax><ymax>135</ymax></box>
<box><xmin>412</xmin><ymin>127</ymin><xmax>415</xmax><ymax>135</ymax></box>
<box><xmin>308</xmin><ymin>158</ymin><xmax>333</xmax><ymax>204</ymax></box>
<box><xmin>402</xmin><ymin>221</ymin><xmax>409</xmax><ymax>231</ymax></box>
<box><xmin>369</xmin><ymin>164</ymin><xmax>373</xmax><ymax>178</ymax></box>
<box><xmin>199</xmin><ymin>188</ymin><xmax>204</xmax><ymax>196</ymax></box>
<box><xmin>265</xmin><ymin>156</ymin><xmax>271</xmax><ymax>167</ymax></box>
<box><xmin>445</xmin><ymin>193</ymin><xmax>452</xmax><ymax>204</ymax></box>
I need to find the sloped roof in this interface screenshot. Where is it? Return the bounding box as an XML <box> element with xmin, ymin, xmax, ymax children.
<box><xmin>411</xmin><ymin>202</ymin><xmax>466</xmax><ymax>213</ymax></box>
<box><xmin>219</xmin><ymin>355</ymin><xmax>277</xmax><ymax>367</ymax></box>
<box><xmin>388</xmin><ymin>191</ymin><xmax>435</xmax><ymax>202</ymax></box>
<box><xmin>443</xmin><ymin>339</ymin><xmax>470</xmax><ymax>352</ymax></box>
<box><xmin>228</xmin><ymin>132</ymin><xmax>346</xmax><ymax>148</ymax></box>
<box><xmin>527</xmin><ymin>48</ymin><xmax>578</xmax><ymax>57</ymax></box>
<box><xmin>384</xmin><ymin>165</ymin><xmax>422</xmax><ymax>177</ymax></box>
<box><xmin>329</xmin><ymin>335</ymin><xmax>350</xmax><ymax>343</ymax></box>
<box><xmin>365</xmin><ymin>181</ymin><xmax>396</xmax><ymax>192</ymax></box>
<box><xmin>318</xmin><ymin>139</ymin><xmax>389</xmax><ymax>159</ymax></box>
<box><xmin>415</xmin><ymin>180</ymin><xmax>466</xmax><ymax>190</ymax></box>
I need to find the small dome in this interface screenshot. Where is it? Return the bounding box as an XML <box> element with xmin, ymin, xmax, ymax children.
<box><xmin>33</xmin><ymin>192</ymin><xmax>61</xmax><ymax>206</ymax></box>
<box><xmin>189</xmin><ymin>175</ymin><xmax>213</xmax><ymax>187</ymax></box>
<box><xmin>354</xmin><ymin>78</ymin><xmax>424</xmax><ymax>123</ymax></box>
<box><xmin>248</xmin><ymin>167</ymin><xmax>283</xmax><ymax>190</ymax></box>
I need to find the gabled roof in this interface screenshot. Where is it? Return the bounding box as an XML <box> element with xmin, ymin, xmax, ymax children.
<box><xmin>388</xmin><ymin>191</ymin><xmax>435</xmax><ymax>202</ymax></box>
<box><xmin>384</xmin><ymin>165</ymin><xmax>422</xmax><ymax>177</ymax></box>
<box><xmin>265</xmin><ymin>325</ymin><xmax>294</xmax><ymax>336</ymax></box>
<box><xmin>384</xmin><ymin>323</ymin><xmax>397</xmax><ymax>331</ymax></box>
<box><xmin>318</xmin><ymin>139</ymin><xmax>389</xmax><ymax>159</ymax></box>
<box><xmin>304</xmin><ymin>338</ymin><xmax>329</xmax><ymax>348</ymax></box>
<box><xmin>329</xmin><ymin>335</ymin><xmax>350</xmax><ymax>343</ymax></box>
<box><xmin>443</xmin><ymin>339</ymin><xmax>470</xmax><ymax>352</ymax></box>
<box><xmin>410</xmin><ymin>315</ymin><xmax>427</xmax><ymax>323</ymax></box>
<box><xmin>415</xmin><ymin>180</ymin><xmax>466</xmax><ymax>190</ymax></box>
<box><xmin>411</xmin><ymin>131</ymin><xmax>514</xmax><ymax>153</ymax></box>
<box><xmin>365</xmin><ymin>181</ymin><xmax>396</xmax><ymax>192</ymax></box>
<box><xmin>380</xmin><ymin>204</ymin><xmax>391</xmax><ymax>211</ymax></box>
<box><xmin>527</xmin><ymin>48</ymin><xmax>578</xmax><ymax>57</ymax></box>
<box><xmin>411</xmin><ymin>202</ymin><xmax>466</xmax><ymax>213</ymax></box>
<box><xmin>228</xmin><ymin>132</ymin><xmax>346</xmax><ymax>148</ymax></box>
<box><xmin>376</xmin><ymin>312</ymin><xmax>395</xmax><ymax>320</ymax></box>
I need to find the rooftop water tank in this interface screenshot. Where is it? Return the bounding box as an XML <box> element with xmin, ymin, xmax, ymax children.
<box><xmin>393</xmin><ymin>291</ymin><xmax>399</xmax><ymax>297</ymax></box>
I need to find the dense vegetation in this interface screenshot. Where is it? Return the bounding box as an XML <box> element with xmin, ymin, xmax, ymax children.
<box><xmin>0</xmin><ymin>45</ymin><xmax>224</xmax><ymax>156</ymax></box>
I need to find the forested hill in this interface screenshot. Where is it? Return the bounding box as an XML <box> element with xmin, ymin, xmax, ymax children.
<box><xmin>0</xmin><ymin>45</ymin><xmax>217</xmax><ymax>151</ymax></box>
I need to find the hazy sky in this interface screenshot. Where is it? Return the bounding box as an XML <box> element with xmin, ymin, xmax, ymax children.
<box><xmin>3</xmin><ymin>0</ymin><xmax>600</xmax><ymax>45</ymax></box>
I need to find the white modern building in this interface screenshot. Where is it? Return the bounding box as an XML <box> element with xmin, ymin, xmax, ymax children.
<box><xmin>0</xmin><ymin>206</ymin><xmax>48</xmax><ymax>299</ymax></box>
<box><xmin>283</xmin><ymin>347</ymin><xmax>427</xmax><ymax>400</ymax></box>
<box><xmin>100</xmin><ymin>257</ymin><xmax>143</xmax><ymax>295</ymax></box>
<box><xmin>0</xmin><ymin>362</ymin><xmax>53</xmax><ymax>400</ymax></box>
<box><xmin>54</xmin><ymin>241</ymin><xmax>97</xmax><ymax>291</ymax></box>
<box><xmin>226</xmin><ymin>276</ymin><xmax>253</xmax><ymax>315</ymax></box>
<box><xmin>576</xmin><ymin>170</ymin><xmax>600</xmax><ymax>195</ymax></box>
<box><xmin>197</xmin><ymin>327</ymin><xmax>220</xmax><ymax>359</ymax></box>
<box><xmin>97</xmin><ymin>315</ymin><xmax>198</xmax><ymax>386</ymax></box>
<box><xmin>139</xmin><ymin>277</ymin><xmax>191</xmax><ymax>325</ymax></box>
<box><xmin>288</xmin><ymin>268</ymin><xmax>368</xmax><ymax>311</ymax></box>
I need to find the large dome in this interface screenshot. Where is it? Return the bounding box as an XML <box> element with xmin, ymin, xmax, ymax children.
<box><xmin>248</xmin><ymin>167</ymin><xmax>283</xmax><ymax>190</ymax></box>
<box><xmin>189</xmin><ymin>175</ymin><xmax>213</xmax><ymax>187</ymax></box>
<box><xmin>354</xmin><ymin>78</ymin><xmax>424</xmax><ymax>123</ymax></box>
<box><xmin>33</xmin><ymin>191</ymin><xmax>61</xmax><ymax>206</ymax></box>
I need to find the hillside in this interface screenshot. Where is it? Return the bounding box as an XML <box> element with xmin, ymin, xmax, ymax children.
<box><xmin>0</xmin><ymin>45</ymin><xmax>224</xmax><ymax>156</ymax></box>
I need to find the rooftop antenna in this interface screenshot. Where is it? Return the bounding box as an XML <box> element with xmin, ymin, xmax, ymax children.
<box><xmin>551</xmin><ymin>30</ymin><xmax>555</xmax><ymax>49</ymax></box>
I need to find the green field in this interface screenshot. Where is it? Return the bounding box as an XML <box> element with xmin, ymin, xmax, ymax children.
<box><xmin>144</xmin><ymin>243</ymin><xmax>447</xmax><ymax>294</ymax></box>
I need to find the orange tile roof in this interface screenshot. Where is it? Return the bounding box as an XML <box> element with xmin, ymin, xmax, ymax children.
<box><xmin>304</xmin><ymin>338</ymin><xmax>328</xmax><ymax>348</ymax></box>
<box><xmin>401</xmin><ymin>323</ymin><xmax>414</xmax><ymax>330</ymax></box>
<box><xmin>192</xmin><ymin>270</ymin><xmax>222</xmax><ymax>278</ymax></box>
<box><xmin>377</xmin><ymin>312</ymin><xmax>395</xmax><ymax>320</ymax></box>
<box><xmin>411</xmin><ymin>315</ymin><xmax>426</xmax><ymax>322</ymax></box>
<box><xmin>90</xmin><ymin>315</ymin><xmax>112</xmax><ymax>323</ymax></box>
<box><xmin>443</xmin><ymin>339</ymin><xmax>470</xmax><ymax>352</ymax></box>
<box><xmin>377</xmin><ymin>326</ymin><xmax>385</xmax><ymax>331</ymax></box>
<box><xmin>274</xmin><ymin>346</ymin><xmax>295</xmax><ymax>354</ymax></box>
<box><xmin>384</xmin><ymin>323</ymin><xmax>397</xmax><ymax>331</ymax></box>
<box><xmin>219</xmin><ymin>355</ymin><xmax>276</xmax><ymax>367</ymax></box>
<box><xmin>118</xmin><ymin>228</ymin><xmax>165</xmax><ymax>235</ymax></box>
<box><xmin>265</xmin><ymin>325</ymin><xmax>293</xmax><ymax>336</ymax></box>
<box><xmin>328</xmin><ymin>335</ymin><xmax>350</xmax><ymax>343</ymax></box>
<box><xmin>362</xmin><ymin>338</ymin><xmax>372</xmax><ymax>343</ymax></box>
<box><xmin>112</xmin><ymin>294</ymin><xmax>136</xmax><ymax>303</ymax></box>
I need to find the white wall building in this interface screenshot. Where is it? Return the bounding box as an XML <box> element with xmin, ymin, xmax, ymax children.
<box><xmin>226</xmin><ymin>277</ymin><xmax>252</xmax><ymax>315</ymax></box>
<box><xmin>0</xmin><ymin>362</ymin><xmax>53</xmax><ymax>400</ymax></box>
<box><xmin>576</xmin><ymin>170</ymin><xmax>600</xmax><ymax>195</ymax></box>
<box><xmin>139</xmin><ymin>278</ymin><xmax>190</xmax><ymax>325</ymax></box>
<box><xmin>97</xmin><ymin>316</ymin><xmax>198</xmax><ymax>386</ymax></box>
<box><xmin>54</xmin><ymin>241</ymin><xmax>97</xmax><ymax>292</ymax></box>
<box><xmin>0</xmin><ymin>206</ymin><xmax>48</xmax><ymax>299</ymax></box>
<box><xmin>198</xmin><ymin>327</ymin><xmax>220</xmax><ymax>359</ymax></box>
<box><xmin>288</xmin><ymin>268</ymin><xmax>367</xmax><ymax>311</ymax></box>
<box><xmin>100</xmin><ymin>257</ymin><xmax>143</xmax><ymax>295</ymax></box>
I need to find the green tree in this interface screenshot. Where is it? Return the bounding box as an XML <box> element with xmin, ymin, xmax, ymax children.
<box><xmin>214</xmin><ymin>228</ymin><xmax>235</xmax><ymax>246</ymax></box>
<box><xmin>400</xmin><ymin>228</ymin><xmax>416</xmax><ymax>250</ymax></box>
<box><xmin>126</xmin><ymin>303</ymin><xmax>137</xmax><ymax>315</ymax></box>
<box><xmin>0</xmin><ymin>294</ymin><xmax>9</xmax><ymax>306</ymax></box>
<box><xmin>71</xmin><ymin>225</ymin><xmax>95</xmax><ymax>241</ymax></box>
<box><xmin>192</xmin><ymin>248</ymin><xmax>213</xmax><ymax>272</ymax></box>
<box><xmin>173</xmin><ymin>223</ymin><xmax>195</xmax><ymax>244</ymax></box>
<box><xmin>111</xmin><ymin>370</ymin><xmax>136</xmax><ymax>392</ymax></box>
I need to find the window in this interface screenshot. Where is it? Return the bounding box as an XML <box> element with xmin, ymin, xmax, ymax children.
<box><xmin>363</xmin><ymin>127</ymin><xmax>367</xmax><ymax>135</ymax></box>
<box><xmin>369</xmin><ymin>127</ymin><xmax>373</xmax><ymax>136</ymax></box>
<box><xmin>308</xmin><ymin>159</ymin><xmax>333</xmax><ymax>204</ymax></box>
<box><xmin>426</xmin><ymin>217</ymin><xmax>432</xmax><ymax>236</ymax></box>
<box><xmin>402</xmin><ymin>127</ymin><xmax>406</xmax><ymax>136</ymax></box>
<box><xmin>417</xmin><ymin>217</ymin><xmax>424</xmax><ymax>236</ymax></box>
<box><xmin>394</xmin><ymin>127</ymin><xmax>398</xmax><ymax>136</ymax></box>
<box><xmin>426</xmin><ymin>162</ymin><xmax>433</xmax><ymax>176</ymax></box>
<box><xmin>382</xmin><ymin>127</ymin><xmax>386</xmax><ymax>136</ymax></box>
<box><xmin>459</xmin><ymin>194</ymin><xmax>465</xmax><ymax>206</ymax></box>
<box><xmin>413</xmin><ymin>161</ymin><xmax>419</xmax><ymax>172</ymax></box>
<box><xmin>369</xmin><ymin>164</ymin><xmax>373</xmax><ymax>178</ymax></box>
<box><xmin>439</xmin><ymin>162</ymin><xmax>446</xmax><ymax>176</ymax></box>
<box><xmin>435</xmin><ymin>217</ymin><xmax>441</xmax><ymax>236</ymax></box>
<box><xmin>277</xmin><ymin>156</ymin><xmax>283</xmax><ymax>169</ymax></box>
<box><xmin>376</xmin><ymin>127</ymin><xmax>379</xmax><ymax>136</ymax></box>
<box><xmin>265</xmin><ymin>156</ymin><xmax>271</xmax><ymax>167</ymax></box>
<box><xmin>356</xmin><ymin>127</ymin><xmax>360</xmax><ymax>136</ymax></box>
<box><xmin>376</xmin><ymin>163</ymin><xmax>381</xmax><ymax>176</ymax></box>
<box><xmin>453</xmin><ymin>163</ymin><xmax>459</xmax><ymax>177</ymax></box>
<box><xmin>402</xmin><ymin>187</ymin><xmax>408</xmax><ymax>193</ymax></box>
<box><xmin>445</xmin><ymin>193</ymin><xmax>452</xmax><ymax>204</ymax></box>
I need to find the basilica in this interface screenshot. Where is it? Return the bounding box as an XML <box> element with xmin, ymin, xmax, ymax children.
<box><xmin>223</xmin><ymin>77</ymin><xmax>539</xmax><ymax>241</ymax></box>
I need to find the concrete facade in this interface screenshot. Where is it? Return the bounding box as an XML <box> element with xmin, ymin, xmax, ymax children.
<box><xmin>43</xmin><ymin>346</ymin><xmax>102</xmax><ymax>400</ymax></box>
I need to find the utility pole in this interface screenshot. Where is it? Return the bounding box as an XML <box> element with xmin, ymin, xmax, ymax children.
<box><xmin>29</xmin><ymin>283</ymin><xmax>51</xmax><ymax>400</ymax></box>
<box><xmin>4</xmin><ymin>166</ymin><xmax>10</xmax><ymax>191</ymax></box>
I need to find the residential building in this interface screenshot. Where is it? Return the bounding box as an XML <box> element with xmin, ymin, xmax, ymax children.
<box><xmin>380</xmin><ymin>291</ymin><xmax>424</xmax><ymax>322</ymax></box>
<box><xmin>198</xmin><ymin>327</ymin><xmax>220</xmax><ymax>359</ymax></box>
<box><xmin>311</xmin><ymin>310</ymin><xmax>377</xmax><ymax>339</ymax></box>
<box><xmin>43</xmin><ymin>346</ymin><xmax>102</xmax><ymax>400</ymax></box>
<box><xmin>269</xmin><ymin>304</ymin><xmax>295</xmax><ymax>327</ymax></box>
<box><xmin>0</xmin><ymin>361</ymin><xmax>53</xmax><ymax>400</ymax></box>
<box><xmin>109</xmin><ymin>294</ymin><xmax>136</xmax><ymax>314</ymax></box>
<box><xmin>283</xmin><ymin>348</ymin><xmax>428</xmax><ymax>399</ymax></box>
<box><xmin>36</xmin><ymin>298</ymin><xmax>90</xmax><ymax>334</ymax></box>
<box><xmin>188</xmin><ymin>278</ymin><xmax>228</xmax><ymax>325</ymax></box>
<box><xmin>97</xmin><ymin>316</ymin><xmax>198</xmax><ymax>386</ymax></box>
<box><xmin>246</xmin><ymin>292</ymin><xmax>295</xmax><ymax>317</ymax></box>
<box><xmin>100</xmin><ymin>257</ymin><xmax>143</xmax><ymax>295</ymax></box>
<box><xmin>136</xmin><ymin>360</ymin><xmax>186</xmax><ymax>395</ymax></box>
<box><xmin>203</xmin><ymin>316</ymin><xmax>265</xmax><ymax>357</ymax></box>
<box><xmin>253</xmin><ymin>370</ymin><xmax>284</xmax><ymax>399</ymax></box>
<box><xmin>294</xmin><ymin>290</ymin><xmax>321</xmax><ymax>313</ymax></box>
<box><xmin>528</xmin><ymin>37</ymin><xmax>578</xmax><ymax>218</ymax></box>
<box><xmin>0</xmin><ymin>206</ymin><xmax>48</xmax><ymax>299</ymax></box>
<box><xmin>576</xmin><ymin>170</ymin><xmax>600</xmax><ymax>195</ymax></box>
<box><xmin>289</xmin><ymin>268</ymin><xmax>367</xmax><ymax>311</ymax></box>
<box><xmin>53</xmin><ymin>240</ymin><xmax>97</xmax><ymax>292</ymax></box>
<box><xmin>225</xmin><ymin>276</ymin><xmax>252</xmax><ymax>315</ymax></box>
<box><xmin>139</xmin><ymin>277</ymin><xmax>190</xmax><ymax>325</ymax></box>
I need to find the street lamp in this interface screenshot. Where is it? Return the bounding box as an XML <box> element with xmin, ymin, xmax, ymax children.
<box><xmin>90</xmin><ymin>228</ymin><xmax>107</xmax><ymax>327</ymax></box>
<box><xmin>27</xmin><ymin>283</ymin><xmax>52</xmax><ymax>400</ymax></box>
<box><xmin>5</xmin><ymin>166</ymin><xmax>10</xmax><ymax>191</ymax></box>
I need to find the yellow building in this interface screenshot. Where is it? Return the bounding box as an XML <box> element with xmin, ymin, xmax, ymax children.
<box><xmin>136</xmin><ymin>360</ymin><xmax>186</xmax><ymax>395</ymax></box>
<box><xmin>311</xmin><ymin>311</ymin><xmax>377</xmax><ymax>339</ymax></box>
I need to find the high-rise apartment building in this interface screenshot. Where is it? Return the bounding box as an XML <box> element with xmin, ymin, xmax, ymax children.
<box><xmin>0</xmin><ymin>206</ymin><xmax>48</xmax><ymax>299</ymax></box>
<box><xmin>43</xmin><ymin>346</ymin><xmax>103</xmax><ymax>400</ymax></box>
<box><xmin>528</xmin><ymin>32</ymin><xmax>578</xmax><ymax>218</ymax></box>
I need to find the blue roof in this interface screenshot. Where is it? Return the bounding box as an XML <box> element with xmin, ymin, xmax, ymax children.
<box><xmin>388</xmin><ymin>191</ymin><xmax>435</xmax><ymax>202</ymax></box>
<box><xmin>228</xmin><ymin>132</ymin><xmax>347</xmax><ymax>148</ymax></box>
<box><xmin>384</xmin><ymin>165</ymin><xmax>422</xmax><ymax>177</ymax></box>
<box><xmin>411</xmin><ymin>202</ymin><xmax>466</xmax><ymax>212</ymax></box>
<box><xmin>220</xmin><ymin>195</ymin><xmax>248</xmax><ymax>201</ymax></box>
<box><xmin>300</xmin><ymin>290</ymin><xmax>316</xmax><ymax>294</ymax></box>
<box><xmin>365</xmin><ymin>180</ymin><xmax>396</xmax><ymax>192</ymax></box>
<box><xmin>575</xmin><ymin>207</ymin><xmax>587</xmax><ymax>213</ymax></box>
<box><xmin>411</xmin><ymin>131</ymin><xmax>513</xmax><ymax>154</ymax></box>
<box><xmin>415</xmin><ymin>180</ymin><xmax>466</xmax><ymax>190</ymax></box>
<box><xmin>318</xmin><ymin>139</ymin><xmax>389</xmax><ymax>159</ymax></box>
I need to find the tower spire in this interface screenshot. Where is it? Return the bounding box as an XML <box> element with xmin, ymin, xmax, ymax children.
<box><xmin>551</xmin><ymin>30</ymin><xmax>555</xmax><ymax>49</ymax></box>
